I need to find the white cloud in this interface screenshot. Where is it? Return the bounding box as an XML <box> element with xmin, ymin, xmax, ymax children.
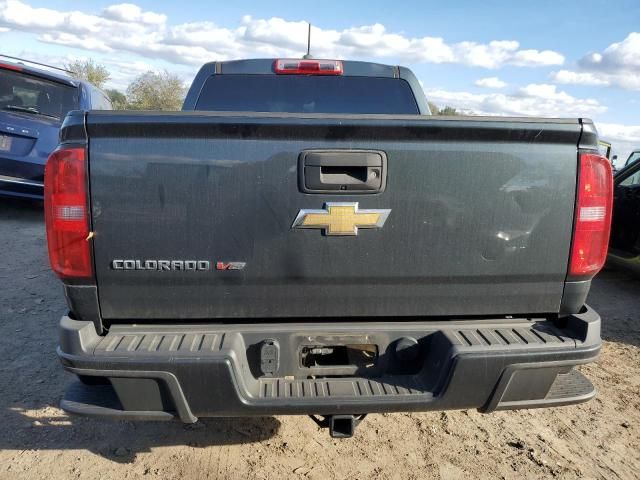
<box><xmin>425</xmin><ymin>83</ymin><xmax>606</xmax><ymax>118</ymax></box>
<box><xmin>551</xmin><ymin>32</ymin><xmax>640</xmax><ymax>91</ymax></box>
<box><xmin>510</xmin><ymin>49</ymin><xmax>565</xmax><ymax>67</ymax></box>
<box><xmin>550</xmin><ymin>70</ymin><xmax>610</xmax><ymax>87</ymax></box>
<box><xmin>580</xmin><ymin>32</ymin><xmax>640</xmax><ymax>71</ymax></box>
<box><xmin>0</xmin><ymin>0</ymin><xmax>565</xmax><ymax>68</ymax></box>
<box><xmin>475</xmin><ymin>77</ymin><xmax>507</xmax><ymax>89</ymax></box>
<box><xmin>102</xmin><ymin>3</ymin><xmax>166</xmax><ymax>25</ymax></box>
<box><xmin>597</xmin><ymin>122</ymin><xmax>640</xmax><ymax>163</ymax></box>
<box><xmin>598</xmin><ymin>123</ymin><xmax>640</xmax><ymax>144</ymax></box>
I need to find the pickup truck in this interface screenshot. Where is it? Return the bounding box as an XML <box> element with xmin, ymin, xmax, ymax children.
<box><xmin>48</xmin><ymin>58</ymin><xmax>612</xmax><ymax>438</ymax></box>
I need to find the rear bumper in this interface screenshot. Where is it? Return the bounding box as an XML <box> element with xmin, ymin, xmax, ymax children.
<box><xmin>57</xmin><ymin>307</ymin><xmax>601</xmax><ymax>422</ymax></box>
<box><xmin>0</xmin><ymin>174</ymin><xmax>44</xmax><ymax>199</ymax></box>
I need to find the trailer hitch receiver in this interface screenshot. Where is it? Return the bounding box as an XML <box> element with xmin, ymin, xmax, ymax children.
<box><xmin>309</xmin><ymin>414</ymin><xmax>367</xmax><ymax>438</ymax></box>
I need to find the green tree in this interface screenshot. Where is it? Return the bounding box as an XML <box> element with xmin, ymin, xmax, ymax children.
<box><xmin>428</xmin><ymin>101</ymin><xmax>440</xmax><ymax>115</ymax></box>
<box><xmin>126</xmin><ymin>70</ymin><xmax>185</xmax><ymax>111</ymax></box>
<box><xmin>105</xmin><ymin>89</ymin><xmax>128</xmax><ymax>110</ymax></box>
<box><xmin>64</xmin><ymin>59</ymin><xmax>110</xmax><ymax>89</ymax></box>
<box><xmin>439</xmin><ymin>106</ymin><xmax>460</xmax><ymax>116</ymax></box>
<box><xmin>428</xmin><ymin>101</ymin><xmax>464</xmax><ymax>116</ymax></box>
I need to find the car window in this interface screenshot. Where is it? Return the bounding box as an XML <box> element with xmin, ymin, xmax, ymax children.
<box><xmin>0</xmin><ymin>68</ymin><xmax>79</xmax><ymax>119</ymax></box>
<box><xmin>89</xmin><ymin>86</ymin><xmax>112</xmax><ymax>110</ymax></box>
<box><xmin>620</xmin><ymin>168</ymin><xmax>640</xmax><ymax>187</ymax></box>
<box><xmin>195</xmin><ymin>75</ymin><xmax>419</xmax><ymax>114</ymax></box>
<box><xmin>101</xmin><ymin>94</ymin><xmax>113</xmax><ymax>110</ymax></box>
<box><xmin>625</xmin><ymin>152</ymin><xmax>640</xmax><ymax>167</ymax></box>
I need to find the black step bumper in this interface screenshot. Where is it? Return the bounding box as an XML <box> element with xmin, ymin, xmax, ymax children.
<box><xmin>57</xmin><ymin>307</ymin><xmax>601</xmax><ymax>423</ymax></box>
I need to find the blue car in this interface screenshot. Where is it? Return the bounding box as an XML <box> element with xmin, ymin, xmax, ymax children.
<box><xmin>0</xmin><ymin>59</ymin><xmax>112</xmax><ymax>199</ymax></box>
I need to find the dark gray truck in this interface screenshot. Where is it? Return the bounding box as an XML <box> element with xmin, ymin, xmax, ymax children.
<box><xmin>47</xmin><ymin>59</ymin><xmax>613</xmax><ymax>438</ymax></box>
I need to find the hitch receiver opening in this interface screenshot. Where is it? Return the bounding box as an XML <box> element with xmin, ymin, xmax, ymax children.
<box><xmin>309</xmin><ymin>414</ymin><xmax>367</xmax><ymax>438</ymax></box>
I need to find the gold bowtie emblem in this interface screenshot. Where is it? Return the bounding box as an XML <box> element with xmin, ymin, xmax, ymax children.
<box><xmin>292</xmin><ymin>202</ymin><xmax>391</xmax><ymax>236</ymax></box>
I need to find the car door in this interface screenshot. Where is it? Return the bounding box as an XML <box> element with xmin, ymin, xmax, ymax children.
<box><xmin>610</xmin><ymin>163</ymin><xmax>640</xmax><ymax>256</ymax></box>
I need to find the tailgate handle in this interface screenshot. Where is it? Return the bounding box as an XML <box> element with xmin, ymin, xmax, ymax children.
<box><xmin>299</xmin><ymin>150</ymin><xmax>387</xmax><ymax>193</ymax></box>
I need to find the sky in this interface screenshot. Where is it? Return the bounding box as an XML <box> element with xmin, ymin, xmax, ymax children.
<box><xmin>1</xmin><ymin>0</ymin><xmax>639</xmax><ymax>164</ymax></box>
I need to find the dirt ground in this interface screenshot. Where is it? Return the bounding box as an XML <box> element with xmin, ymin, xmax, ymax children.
<box><xmin>0</xmin><ymin>198</ymin><xmax>638</xmax><ymax>480</ymax></box>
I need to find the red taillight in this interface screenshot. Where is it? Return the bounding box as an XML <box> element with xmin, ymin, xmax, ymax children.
<box><xmin>44</xmin><ymin>147</ymin><xmax>93</xmax><ymax>279</ymax></box>
<box><xmin>274</xmin><ymin>59</ymin><xmax>343</xmax><ymax>75</ymax></box>
<box><xmin>569</xmin><ymin>152</ymin><xmax>613</xmax><ymax>277</ymax></box>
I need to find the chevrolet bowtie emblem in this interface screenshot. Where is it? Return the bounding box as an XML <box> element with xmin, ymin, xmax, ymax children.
<box><xmin>292</xmin><ymin>202</ymin><xmax>391</xmax><ymax>236</ymax></box>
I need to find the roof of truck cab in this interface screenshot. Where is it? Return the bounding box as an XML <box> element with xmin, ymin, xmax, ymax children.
<box><xmin>183</xmin><ymin>58</ymin><xmax>429</xmax><ymax>112</ymax></box>
<box><xmin>211</xmin><ymin>58</ymin><xmax>399</xmax><ymax>77</ymax></box>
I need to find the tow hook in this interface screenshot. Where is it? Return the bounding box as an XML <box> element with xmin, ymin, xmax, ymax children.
<box><xmin>309</xmin><ymin>414</ymin><xmax>367</xmax><ymax>438</ymax></box>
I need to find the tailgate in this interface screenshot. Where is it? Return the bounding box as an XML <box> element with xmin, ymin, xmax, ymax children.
<box><xmin>87</xmin><ymin>112</ymin><xmax>581</xmax><ymax>320</ymax></box>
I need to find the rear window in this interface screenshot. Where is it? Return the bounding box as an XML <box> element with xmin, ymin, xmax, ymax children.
<box><xmin>195</xmin><ymin>75</ymin><xmax>419</xmax><ymax>114</ymax></box>
<box><xmin>0</xmin><ymin>68</ymin><xmax>79</xmax><ymax>120</ymax></box>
